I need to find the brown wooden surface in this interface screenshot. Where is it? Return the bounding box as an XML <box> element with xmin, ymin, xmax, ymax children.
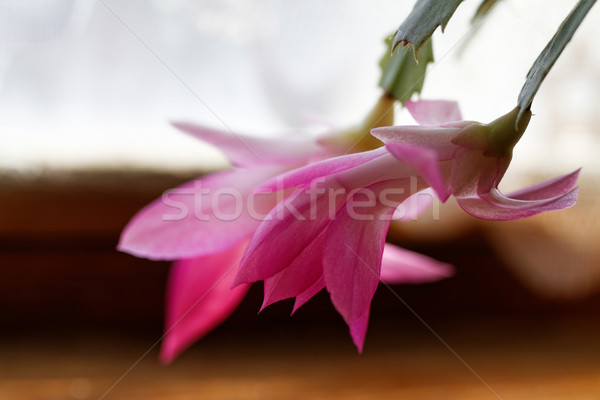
<box><xmin>1</xmin><ymin>316</ymin><xmax>600</xmax><ymax>399</ymax></box>
<box><xmin>1</xmin><ymin>170</ymin><xmax>599</xmax><ymax>399</ymax></box>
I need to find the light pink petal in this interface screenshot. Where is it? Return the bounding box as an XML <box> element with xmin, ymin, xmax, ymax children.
<box><xmin>234</xmin><ymin>182</ymin><xmax>347</xmax><ymax>286</ymax></box>
<box><xmin>392</xmin><ymin>188</ymin><xmax>435</xmax><ymax>221</ymax></box>
<box><xmin>255</xmin><ymin>147</ymin><xmax>388</xmax><ymax>193</ymax></box>
<box><xmin>449</xmin><ymin>147</ymin><xmax>509</xmax><ymax>198</ymax></box>
<box><xmin>172</xmin><ymin>122</ymin><xmax>320</xmax><ymax>167</ymax></box>
<box><xmin>322</xmin><ymin>183</ymin><xmax>398</xmax><ymax>351</ymax></box>
<box><xmin>371</xmin><ymin>126</ymin><xmax>460</xmax><ymax>160</ymax></box>
<box><xmin>450</xmin><ymin>148</ymin><xmax>579</xmax><ymax>220</ymax></box>
<box><xmin>507</xmin><ymin>169</ymin><xmax>581</xmax><ymax>200</ymax></box>
<box><xmin>118</xmin><ymin>166</ymin><xmax>283</xmax><ymax>260</ymax></box>
<box><xmin>160</xmin><ymin>241</ymin><xmax>250</xmax><ymax>363</ymax></box>
<box><xmin>405</xmin><ymin>100</ymin><xmax>463</xmax><ymax>126</ymax></box>
<box><xmin>456</xmin><ymin>186</ymin><xmax>579</xmax><ymax>221</ymax></box>
<box><xmin>385</xmin><ymin>142</ymin><xmax>449</xmax><ymax>201</ymax></box>
<box><xmin>261</xmin><ymin>231</ymin><xmax>325</xmax><ymax>310</ymax></box>
<box><xmin>380</xmin><ymin>243</ymin><xmax>454</xmax><ymax>284</ymax></box>
<box><xmin>330</xmin><ymin>151</ymin><xmax>428</xmax><ymax>191</ymax></box>
<box><xmin>292</xmin><ymin>276</ymin><xmax>325</xmax><ymax>314</ymax></box>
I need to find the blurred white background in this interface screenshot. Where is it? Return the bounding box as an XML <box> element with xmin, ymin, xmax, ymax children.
<box><xmin>0</xmin><ymin>0</ymin><xmax>598</xmax><ymax>175</ymax></box>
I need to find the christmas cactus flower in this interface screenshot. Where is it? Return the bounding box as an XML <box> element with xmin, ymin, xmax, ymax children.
<box><xmin>233</xmin><ymin>100</ymin><xmax>579</xmax><ymax>351</ymax></box>
<box><xmin>118</xmin><ymin>96</ymin><xmax>454</xmax><ymax>363</ymax></box>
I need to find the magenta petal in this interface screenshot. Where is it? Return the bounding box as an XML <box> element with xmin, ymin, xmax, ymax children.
<box><xmin>405</xmin><ymin>100</ymin><xmax>463</xmax><ymax>126</ymax></box>
<box><xmin>349</xmin><ymin>310</ymin><xmax>370</xmax><ymax>353</ymax></box>
<box><xmin>235</xmin><ymin>183</ymin><xmax>347</xmax><ymax>286</ymax></box>
<box><xmin>172</xmin><ymin>122</ymin><xmax>319</xmax><ymax>167</ymax></box>
<box><xmin>371</xmin><ymin>126</ymin><xmax>460</xmax><ymax>161</ymax></box>
<box><xmin>118</xmin><ymin>166</ymin><xmax>283</xmax><ymax>260</ymax></box>
<box><xmin>507</xmin><ymin>169</ymin><xmax>581</xmax><ymax>200</ymax></box>
<box><xmin>255</xmin><ymin>147</ymin><xmax>388</xmax><ymax>193</ymax></box>
<box><xmin>380</xmin><ymin>243</ymin><xmax>454</xmax><ymax>284</ymax></box>
<box><xmin>385</xmin><ymin>142</ymin><xmax>449</xmax><ymax>201</ymax></box>
<box><xmin>292</xmin><ymin>276</ymin><xmax>325</xmax><ymax>314</ymax></box>
<box><xmin>456</xmin><ymin>187</ymin><xmax>579</xmax><ymax>221</ymax></box>
<box><xmin>322</xmin><ymin>191</ymin><xmax>396</xmax><ymax>349</ymax></box>
<box><xmin>160</xmin><ymin>242</ymin><xmax>250</xmax><ymax>363</ymax></box>
<box><xmin>261</xmin><ymin>231</ymin><xmax>325</xmax><ymax>310</ymax></box>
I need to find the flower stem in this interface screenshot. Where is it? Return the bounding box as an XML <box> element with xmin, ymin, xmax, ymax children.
<box><xmin>517</xmin><ymin>0</ymin><xmax>597</xmax><ymax>127</ymax></box>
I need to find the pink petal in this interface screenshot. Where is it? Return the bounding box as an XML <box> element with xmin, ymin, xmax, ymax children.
<box><xmin>261</xmin><ymin>231</ymin><xmax>326</xmax><ymax>310</ymax></box>
<box><xmin>456</xmin><ymin>186</ymin><xmax>579</xmax><ymax>221</ymax></box>
<box><xmin>255</xmin><ymin>147</ymin><xmax>388</xmax><ymax>193</ymax></box>
<box><xmin>385</xmin><ymin>142</ymin><xmax>450</xmax><ymax>201</ymax></box>
<box><xmin>349</xmin><ymin>310</ymin><xmax>370</xmax><ymax>353</ymax></box>
<box><xmin>371</xmin><ymin>126</ymin><xmax>460</xmax><ymax>161</ymax></box>
<box><xmin>507</xmin><ymin>169</ymin><xmax>581</xmax><ymax>200</ymax></box>
<box><xmin>172</xmin><ymin>122</ymin><xmax>320</xmax><ymax>167</ymax></box>
<box><xmin>405</xmin><ymin>100</ymin><xmax>463</xmax><ymax>126</ymax></box>
<box><xmin>292</xmin><ymin>276</ymin><xmax>325</xmax><ymax>314</ymax></box>
<box><xmin>160</xmin><ymin>241</ymin><xmax>250</xmax><ymax>363</ymax></box>
<box><xmin>448</xmin><ymin>147</ymin><xmax>509</xmax><ymax>198</ymax></box>
<box><xmin>392</xmin><ymin>188</ymin><xmax>435</xmax><ymax>221</ymax></box>
<box><xmin>333</xmin><ymin>152</ymin><xmax>432</xmax><ymax>191</ymax></box>
<box><xmin>234</xmin><ymin>183</ymin><xmax>347</xmax><ymax>285</ymax></box>
<box><xmin>118</xmin><ymin>166</ymin><xmax>283</xmax><ymax>260</ymax></box>
<box><xmin>380</xmin><ymin>243</ymin><xmax>454</xmax><ymax>284</ymax></box>
<box><xmin>322</xmin><ymin>184</ymin><xmax>399</xmax><ymax>351</ymax></box>
<box><xmin>290</xmin><ymin>179</ymin><xmax>417</xmax><ymax>318</ymax></box>
<box><xmin>450</xmin><ymin>149</ymin><xmax>580</xmax><ymax>220</ymax></box>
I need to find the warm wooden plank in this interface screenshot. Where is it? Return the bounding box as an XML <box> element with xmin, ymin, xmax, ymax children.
<box><xmin>1</xmin><ymin>317</ymin><xmax>599</xmax><ymax>399</ymax></box>
<box><xmin>0</xmin><ymin>170</ymin><xmax>599</xmax><ymax>400</ymax></box>
<box><xmin>1</xmin><ymin>169</ymin><xmax>600</xmax><ymax>327</ymax></box>
<box><xmin>0</xmin><ymin>170</ymin><xmax>195</xmax><ymax>235</ymax></box>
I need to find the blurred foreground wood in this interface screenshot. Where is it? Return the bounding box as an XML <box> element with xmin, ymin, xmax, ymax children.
<box><xmin>1</xmin><ymin>316</ymin><xmax>600</xmax><ymax>399</ymax></box>
<box><xmin>1</xmin><ymin>169</ymin><xmax>599</xmax><ymax>399</ymax></box>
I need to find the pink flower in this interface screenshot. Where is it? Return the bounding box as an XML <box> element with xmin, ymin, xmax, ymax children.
<box><xmin>119</xmin><ymin>112</ymin><xmax>454</xmax><ymax>362</ymax></box>
<box><xmin>233</xmin><ymin>101</ymin><xmax>579</xmax><ymax>351</ymax></box>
